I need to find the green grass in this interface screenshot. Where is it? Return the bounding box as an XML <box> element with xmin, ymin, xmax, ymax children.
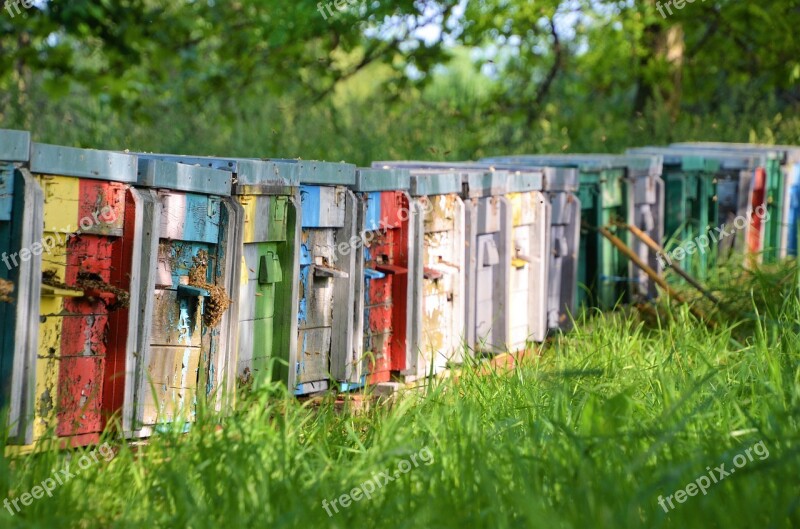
<box><xmin>2</xmin><ymin>270</ymin><xmax>800</xmax><ymax>528</ymax></box>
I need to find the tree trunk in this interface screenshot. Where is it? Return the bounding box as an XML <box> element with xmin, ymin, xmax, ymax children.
<box><xmin>633</xmin><ymin>2</ymin><xmax>685</xmax><ymax>119</ymax></box>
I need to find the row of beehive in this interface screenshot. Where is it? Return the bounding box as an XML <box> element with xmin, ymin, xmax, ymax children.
<box><xmin>0</xmin><ymin>129</ymin><xmax>797</xmax><ymax>450</ymax></box>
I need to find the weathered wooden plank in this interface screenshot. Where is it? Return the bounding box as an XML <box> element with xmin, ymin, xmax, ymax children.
<box><xmin>103</xmin><ymin>187</ymin><xmax>156</xmax><ymax>436</ymax></box>
<box><xmin>366</xmin><ymin>274</ymin><xmax>392</xmax><ymax>306</ymax></box>
<box><xmin>33</xmin><ymin>355</ymin><xmax>59</xmax><ymax>439</ymax></box>
<box><xmin>144</xmin><ymin>346</ymin><xmax>201</xmax><ymax>389</ymax></box>
<box><xmin>0</xmin><ymin>129</ymin><xmax>31</xmax><ymax>162</ymax></box>
<box><xmin>329</xmin><ymin>190</ymin><xmax>358</xmax><ymax>384</ymax></box>
<box><xmin>299</xmin><ymin>185</ymin><xmax>347</xmax><ymax>228</ymax></box>
<box><xmin>423</xmin><ymin>195</ymin><xmax>460</xmax><ymax>233</ymax></box>
<box><xmin>239</xmin><ymin>242</ymin><xmax>277</xmax><ymax>321</ymax></box>
<box><xmin>239</xmin><ymin>195</ymin><xmax>289</xmax><ymax>243</ymax></box>
<box><xmin>236</xmin><ymin>319</ymin><xmax>256</xmax><ymax>385</ymax></box>
<box><xmin>298</xmin><ymin>230</ymin><xmax>337</xmax><ymax>329</ymax></box>
<box><xmin>55</xmin><ymin>314</ymin><xmax>109</xmax><ymax>358</ymax></box>
<box><xmin>0</xmin><ymin>164</ymin><xmax>14</xmax><ymax>221</ymax></box>
<box><xmin>137</xmin><ymin>158</ymin><xmax>231</xmax><ymax>196</ymax></box>
<box><xmin>133</xmin><ymin>156</ymin><xmax>299</xmax><ymax>188</ymax></box>
<box><xmin>294</xmin><ymin>160</ymin><xmax>356</xmax><ymax>186</ymax></box>
<box><xmin>76</xmin><ymin>180</ymin><xmax>126</xmax><ymax>234</ymax></box>
<box><xmin>461</xmin><ymin>170</ymin><xmax>509</xmax><ymax>199</ymax></box>
<box><xmin>414</xmin><ymin>193</ymin><xmax>466</xmax><ymax>375</ymax></box>
<box><xmin>56</xmin><ymin>356</ymin><xmax>104</xmax><ymax>437</ymax></box>
<box><xmin>387</xmin><ymin>191</ymin><xmax>414</xmax><ymax>373</ymax></box>
<box><xmin>354</xmin><ymin>168</ymin><xmax>410</xmax><ymax>193</ymax></box>
<box><xmin>366</xmin><ymin>302</ymin><xmax>392</xmax><ymax>332</ymax></box>
<box><xmin>38</xmin><ymin>175</ymin><xmax>80</xmax><ymax>234</ymax></box>
<box><xmin>141</xmin><ymin>385</ymin><xmax>197</xmax><ymax>426</ymax></box>
<box><xmin>297</xmin><ymin>327</ymin><xmax>331</xmax><ymax>384</ymax></box>
<box><xmin>31</xmin><ymin>143</ymin><xmax>137</xmax><ymax>183</ymax></box>
<box><xmin>150</xmin><ymin>290</ymin><xmax>203</xmax><ymax>347</ymax></box>
<box><xmin>238</xmin><ymin>258</ymin><xmax>257</xmax><ymax>322</ymax></box>
<box><xmin>158</xmin><ymin>192</ymin><xmax>222</xmax><ymax>244</ymax></box>
<box><xmin>273</xmin><ymin>195</ymin><xmax>301</xmax><ymax>391</ymax></box>
<box><xmin>121</xmin><ymin>188</ymin><xmax>161</xmax><ymax>436</ymax></box>
<box><xmin>408</xmin><ymin>172</ymin><xmax>462</xmax><ymax>197</ymax></box>
<box><xmin>206</xmin><ymin>197</ymin><xmax>244</xmax><ymax>411</ymax></box>
<box><xmin>7</xmin><ymin>169</ymin><xmax>44</xmax><ymax>444</ymax></box>
<box><xmin>508</xmin><ymin>191</ymin><xmax>548</xmax><ymax>347</ymax></box>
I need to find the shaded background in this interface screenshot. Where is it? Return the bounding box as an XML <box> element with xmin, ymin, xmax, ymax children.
<box><xmin>1</xmin><ymin>0</ymin><xmax>799</xmax><ymax>164</ymax></box>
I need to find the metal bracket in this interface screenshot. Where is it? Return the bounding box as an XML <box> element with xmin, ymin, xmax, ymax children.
<box><xmin>41</xmin><ymin>284</ymin><xmax>84</xmax><ymax>298</ymax></box>
<box><xmin>375</xmin><ymin>264</ymin><xmax>408</xmax><ymax>275</ymax></box>
<box><xmin>363</xmin><ymin>268</ymin><xmax>386</xmax><ymax>280</ymax></box>
<box><xmin>313</xmin><ymin>265</ymin><xmax>348</xmax><ymax>279</ymax></box>
<box><xmin>423</xmin><ymin>267</ymin><xmax>443</xmax><ymax>280</ymax></box>
<box><xmin>177</xmin><ymin>284</ymin><xmax>211</xmax><ymax>298</ymax></box>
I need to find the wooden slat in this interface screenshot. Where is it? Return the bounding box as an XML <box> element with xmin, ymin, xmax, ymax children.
<box><xmin>150</xmin><ymin>290</ymin><xmax>203</xmax><ymax>347</ymax></box>
<box><xmin>297</xmin><ymin>327</ymin><xmax>331</xmax><ymax>384</ymax></box>
<box><xmin>329</xmin><ymin>190</ymin><xmax>358</xmax><ymax>382</ymax></box>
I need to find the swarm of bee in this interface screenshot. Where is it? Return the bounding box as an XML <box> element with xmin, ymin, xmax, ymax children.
<box><xmin>42</xmin><ymin>270</ymin><xmax>130</xmax><ymax>310</ymax></box>
<box><xmin>188</xmin><ymin>250</ymin><xmax>232</xmax><ymax>328</ymax></box>
<box><xmin>76</xmin><ymin>272</ymin><xmax>131</xmax><ymax>310</ymax></box>
<box><xmin>0</xmin><ymin>278</ymin><xmax>13</xmax><ymax>303</ymax></box>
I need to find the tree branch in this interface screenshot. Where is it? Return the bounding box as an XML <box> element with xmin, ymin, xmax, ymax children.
<box><xmin>527</xmin><ymin>16</ymin><xmax>563</xmax><ymax>128</ymax></box>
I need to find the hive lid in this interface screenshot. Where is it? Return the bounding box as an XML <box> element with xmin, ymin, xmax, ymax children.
<box><xmin>270</xmin><ymin>159</ymin><xmax>356</xmax><ymax>186</ymax></box>
<box><xmin>353</xmin><ymin>168</ymin><xmax>411</xmax><ymax>192</ymax></box>
<box><xmin>459</xmin><ymin>169</ymin><xmax>509</xmax><ymax>197</ymax></box>
<box><xmin>136</xmin><ymin>158</ymin><xmax>232</xmax><ymax>196</ymax></box>
<box><xmin>671</xmin><ymin>142</ymin><xmax>793</xmax><ymax>164</ymax></box>
<box><xmin>131</xmin><ymin>154</ymin><xmax>299</xmax><ymax>190</ymax></box>
<box><xmin>477</xmin><ymin>158</ymin><xmax>580</xmax><ymax>192</ymax></box>
<box><xmin>373</xmin><ymin>161</ymin><xmax>511</xmax><ymax>197</ymax></box>
<box><xmin>31</xmin><ymin>143</ymin><xmax>137</xmax><ymax>183</ymax></box>
<box><xmin>502</xmin><ymin>169</ymin><xmax>544</xmax><ymax>193</ymax></box>
<box><xmin>627</xmin><ymin>147</ymin><xmax>761</xmax><ymax>171</ymax></box>
<box><xmin>408</xmin><ymin>172</ymin><xmax>463</xmax><ymax>197</ymax></box>
<box><xmin>0</xmin><ymin>129</ymin><xmax>31</xmax><ymax>162</ymax></box>
<box><xmin>484</xmin><ymin>153</ymin><xmax>663</xmax><ymax>176</ymax></box>
<box><xmin>540</xmin><ymin>167</ymin><xmax>580</xmax><ymax>191</ymax></box>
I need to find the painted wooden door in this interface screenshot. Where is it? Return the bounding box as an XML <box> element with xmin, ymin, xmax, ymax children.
<box><xmin>136</xmin><ymin>191</ymin><xmax>235</xmax><ymax>433</ymax></box>
<box><xmin>417</xmin><ymin>194</ymin><xmax>465</xmax><ymax>375</ymax></box>
<box><xmin>787</xmin><ymin>165</ymin><xmax>800</xmax><ymax>257</ymax></box>
<box><xmin>747</xmin><ymin>168</ymin><xmax>767</xmax><ymax>262</ymax></box>
<box><xmin>237</xmin><ymin>193</ymin><xmax>298</xmax><ymax>389</ymax></box>
<box><xmin>357</xmin><ymin>191</ymin><xmax>411</xmax><ymax>385</ymax></box>
<box><xmin>296</xmin><ymin>185</ymin><xmax>357</xmax><ymax>395</ymax></box>
<box><xmin>469</xmin><ymin>194</ymin><xmax>511</xmax><ymax>352</ymax></box>
<box><xmin>628</xmin><ymin>174</ymin><xmax>664</xmax><ymax>301</ymax></box>
<box><xmin>762</xmin><ymin>160</ymin><xmax>784</xmax><ymax>263</ymax></box>
<box><xmin>546</xmin><ymin>192</ymin><xmax>581</xmax><ymax>331</ymax></box>
<box><xmin>34</xmin><ymin>174</ymin><xmax>129</xmax><ymax>447</ymax></box>
<box><xmin>508</xmin><ymin>191</ymin><xmax>548</xmax><ymax>348</ymax></box>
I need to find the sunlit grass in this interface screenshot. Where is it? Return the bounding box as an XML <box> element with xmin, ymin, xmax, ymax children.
<box><xmin>1</xmin><ymin>267</ymin><xmax>799</xmax><ymax>528</ymax></box>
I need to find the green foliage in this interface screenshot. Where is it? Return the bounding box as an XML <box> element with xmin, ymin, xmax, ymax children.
<box><xmin>3</xmin><ymin>1</ymin><xmax>800</xmax><ymax>161</ymax></box>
